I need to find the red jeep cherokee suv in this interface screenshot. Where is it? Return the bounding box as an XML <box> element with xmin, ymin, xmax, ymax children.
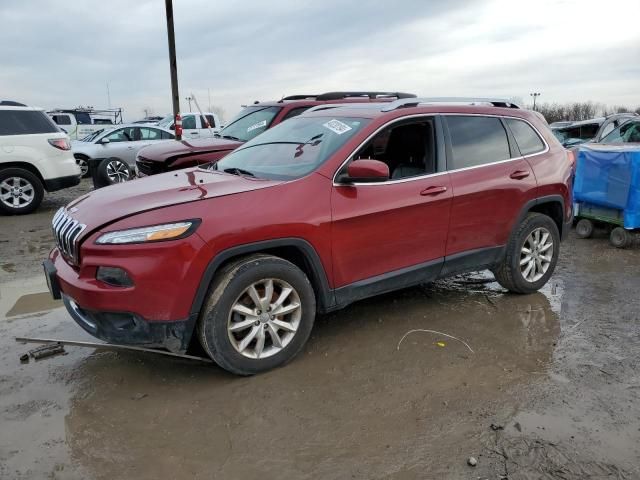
<box><xmin>45</xmin><ymin>97</ymin><xmax>573</xmax><ymax>375</ymax></box>
<box><xmin>135</xmin><ymin>91</ymin><xmax>416</xmax><ymax>176</ymax></box>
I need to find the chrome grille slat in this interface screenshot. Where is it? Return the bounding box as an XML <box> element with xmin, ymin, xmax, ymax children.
<box><xmin>51</xmin><ymin>207</ymin><xmax>86</xmax><ymax>264</ymax></box>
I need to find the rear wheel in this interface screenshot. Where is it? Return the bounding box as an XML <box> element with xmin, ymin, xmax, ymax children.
<box><xmin>575</xmin><ymin>218</ymin><xmax>594</xmax><ymax>239</ymax></box>
<box><xmin>198</xmin><ymin>255</ymin><xmax>316</xmax><ymax>375</ymax></box>
<box><xmin>0</xmin><ymin>168</ymin><xmax>44</xmax><ymax>215</ymax></box>
<box><xmin>493</xmin><ymin>213</ymin><xmax>560</xmax><ymax>294</ymax></box>
<box><xmin>609</xmin><ymin>227</ymin><xmax>631</xmax><ymax>248</ymax></box>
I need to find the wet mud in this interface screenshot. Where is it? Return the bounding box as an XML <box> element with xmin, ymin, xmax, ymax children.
<box><xmin>1</xmin><ymin>182</ymin><xmax>639</xmax><ymax>479</ymax></box>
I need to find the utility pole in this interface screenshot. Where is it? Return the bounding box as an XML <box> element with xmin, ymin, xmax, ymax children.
<box><xmin>164</xmin><ymin>0</ymin><xmax>181</xmax><ymax>140</ymax></box>
<box><xmin>208</xmin><ymin>88</ymin><xmax>212</xmax><ymax>112</ymax></box>
<box><xmin>106</xmin><ymin>82</ymin><xmax>111</xmax><ymax>109</ymax></box>
<box><xmin>530</xmin><ymin>92</ymin><xmax>541</xmax><ymax>111</ymax></box>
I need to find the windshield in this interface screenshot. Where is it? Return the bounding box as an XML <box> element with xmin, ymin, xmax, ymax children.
<box><xmin>213</xmin><ymin>116</ymin><xmax>370</xmax><ymax>180</ymax></box>
<box><xmin>601</xmin><ymin>120</ymin><xmax>640</xmax><ymax>144</ymax></box>
<box><xmin>80</xmin><ymin>129</ymin><xmax>106</xmax><ymax>142</ymax></box>
<box><xmin>157</xmin><ymin>115</ymin><xmax>174</xmax><ymax>129</ymax></box>
<box><xmin>218</xmin><ymin>106</ymin><xmax>281</xmax><ymax>142</ymax></box>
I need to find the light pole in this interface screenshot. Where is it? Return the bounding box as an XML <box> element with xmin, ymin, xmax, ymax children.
<box><xmin>164</xmin><ymin>0</ymin><xmax>181</xmax><ymax>140</ymax></box>
<box><xmin>185</xmin><ymin>96</ymin><xmax>193</xmax><ymax>112</ymax></box>
<box><xmin>530</xmin><ymin>92</ymin><xmax>541</xmax><ymax>111</ymax></box>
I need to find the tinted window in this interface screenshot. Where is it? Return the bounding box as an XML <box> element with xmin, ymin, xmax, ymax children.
<box><xmin>160</xmin><ymin>130</ymin><xmax>174</xmax><ymax>140</ymax></box>
<box><xmin>505</xmin><ymin>118</ymin><xmax>545</xmax><ymax>155</ymax></box>
<box><xmin>282</xmin><ymin>106</ymin><xmax>311</xmax><ymax>121</ymax></box>
<box><xmin>75</xmin><ymin>112</ymin><xmax>92</xmax><ymax>125</ymax></box>
<box><xmin>52</xmin><ymin>114</ymin><xmax>71</xmax><ymax>125</ymax></box>
<box><xmin>182</xmin><ymin>115</ymin><xmax>196</xmax><ymax>129</ymax></box>
<box><xmin>446</xmin><ymin>116</ymin><xmax>510</xmax><ymax>169</ymax></box>
<box><xmin>0</xmin><ymin>110</ymin><xmax>59</xmax><ymax>136</ymax></box>
<box><xmin>205</xmin><ymin>115</ymin><xmax>216</xmax><ymax>128</ymax></box>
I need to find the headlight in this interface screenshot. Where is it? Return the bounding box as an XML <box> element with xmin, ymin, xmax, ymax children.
<box><xmin>96</xmin><ymin>220</ymin><xmax>199</xmax><ymax>245</ymax></box>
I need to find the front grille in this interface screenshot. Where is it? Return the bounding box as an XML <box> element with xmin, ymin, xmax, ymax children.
<box><xmin>52</xmin><ymin>208</ymin><xmax>86</xmax><ymax>264</ymax></box>
<box><xmin>136</xmin><ymin>156</ymin><xmax>166</xmax><ymax>176</ymax></box>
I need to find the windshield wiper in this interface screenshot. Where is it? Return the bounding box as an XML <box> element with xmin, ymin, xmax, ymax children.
<box><xmin>223</xmin><ymin>167</ymin><xmax>255</xmax><ymax>178</ymax></box>
<box><xmin>221</xmin><ymin>134</ymin><xmax>242</xmax><ymax>141</ymax></box>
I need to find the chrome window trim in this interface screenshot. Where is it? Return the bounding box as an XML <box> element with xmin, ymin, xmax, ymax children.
<box><xmin>332</xmin><ymin>112</ymin><xmax>550</xmax><ymax>187</ymax></box>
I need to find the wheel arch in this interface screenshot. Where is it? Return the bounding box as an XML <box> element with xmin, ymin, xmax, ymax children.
<box><xmin>190</xmin><ymin>238</ymin><xmax>334</xmax><ymax>319</ymax></box>
<box><xmin>0</xmin><ymin>162</ymin><xmax>45</xmax><ymax>185</ymax></box>
<box><xmin>514</xmin><ymin>195</ymin><xmax>566</xmax><ymax>240</ymax></box>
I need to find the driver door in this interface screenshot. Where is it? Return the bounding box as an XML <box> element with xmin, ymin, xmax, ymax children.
<box><xmin>330</xmin><ymin>117</ymin><xmax>452</xmax><ymax>301</ymax></box>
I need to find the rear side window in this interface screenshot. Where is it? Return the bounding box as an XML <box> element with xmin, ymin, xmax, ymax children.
<box><xmin>446</xmin><ymin>116</ymin><xmax>510</xmax><ymax>170</ymax></box>
<box><xmin>51</xmin><ymin>114</ymin><xmax>72</xmax><ymax>125</ymax></box>
<box><xmin>75</xmin><ymin>112</ymin><xmax>92</xmax><ymax>124</ymax></box>
<box><xmin>204</xmin><ymin>115</ymin><xmax>216</xmax><ymax>128</ymax></box>
<box><xmin>0</xmin><ymin>110</ymin><xmax>59</xmax><ymax>136</ymax></box>
<box><xmin>505</xmin><ymin>118</ymin><xmax>545</xmax><ymax>155</ymax></box>
<box><xmin>182</xmin><ymin>115</ymin><xmax>196</xmax><ymax>129</ymax></box>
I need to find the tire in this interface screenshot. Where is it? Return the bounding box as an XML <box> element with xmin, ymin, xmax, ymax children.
<box><xmin>74</xmin><ymin>154</ymin><xmax>91</xmax><ymax>178</ymax></box>
<box><xmin>97</xmin><ymin>158</ymin><xmax>131</xmax><ymax>185</ymax></box>
<box><xmin>198</xmin><ymin>254</ymin><xmax>316</xmax><ymax>375</ymax></box>
<box><xmin>609</xmin><ymin>227</ymin><xmax>631</xmax><ymax>248</ymax></box>
<box><xmin>493</xmin><ymin>213</ymin><xmax>560</xmax><ymax>294</ymax></box>
<box><xmin>0</xmin><ymin>168</ymin><xmax>44</xmax><ymax>215</ymax></box>
<box><xmin>575</xmin><ymin>218</ymin><xmax>594</xmax><ymax>239</ymax></box>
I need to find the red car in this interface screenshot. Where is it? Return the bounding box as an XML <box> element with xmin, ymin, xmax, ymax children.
<box><xmin>135</xmin><ymin>91</ymin><xmax>416</xmax><ymax>176</ymax></box>
<box><xmin>45</xmin><ymin>97</ymin><xmax>573</xmax><ymax>375</ymax></box>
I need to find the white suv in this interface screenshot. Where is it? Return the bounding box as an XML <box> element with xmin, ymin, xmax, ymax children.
<box><xmin>0</xmin><ymin>102</ymin><xmax>81</xmax><ymax>215</ymax></box>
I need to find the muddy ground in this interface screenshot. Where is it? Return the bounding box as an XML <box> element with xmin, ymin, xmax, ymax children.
<box><xmin>0</xmin><ymin>180</ymin><xmax>639</xmax><ymax>479</ymax></box>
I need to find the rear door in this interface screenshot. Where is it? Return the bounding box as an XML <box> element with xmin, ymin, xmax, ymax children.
<box><xmin>443</xmin><ymin>115</ymin><xmax>538</xmax><ymax>266</ymax></box>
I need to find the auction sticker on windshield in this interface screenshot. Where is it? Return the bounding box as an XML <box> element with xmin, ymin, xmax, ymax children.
<box><xmin>323</xmin><ymin>119</ymin><xmax>353</xmax><ymax>135</ymax></box>
<box><xmin>247</xmin><ymin>120</ymin><xmax>267</xmax><ymax>132</ymax></box>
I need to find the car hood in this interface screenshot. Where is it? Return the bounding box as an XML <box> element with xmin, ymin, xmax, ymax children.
<box><xmin>138</xmin><ymin>137</ymin><xmax>243</xmax><ymax>162</ymax></box>
<box><xmin>65</xmin><ymin>168</ymin><xmax>282</xmax><ymax>234</ymax></box>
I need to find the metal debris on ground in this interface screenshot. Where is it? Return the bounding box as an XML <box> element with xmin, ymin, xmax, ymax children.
<box><xmin>467</xmin><ymin>456</ymin><xmax>477</xmax><ymax>466</ymax></box>
<box><xmin>396</xmin><ymin>329</ymin><xmax>474</xmax><ymax>353</ymax></box>
<box><xmin>20</xmin><ymin>342</ymin><xmax>66</xmax><ymax>363</ymax></box>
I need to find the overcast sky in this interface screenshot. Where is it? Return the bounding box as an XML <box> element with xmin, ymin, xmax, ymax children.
<box><xmin>1</xmin><ymin>0</ymin><xmax>638</xmax><ymax>122</ymax></box>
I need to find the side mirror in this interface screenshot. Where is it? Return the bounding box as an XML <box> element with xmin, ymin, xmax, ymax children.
<box><xmin>339</xmin><ymin>159</ymin><xmax>389</xmax><ymax>183</ymax></box>
<box><xmin>99</xmin><ymin>137</ymin><xmax>110</xmax><ymax>144</ymax></box>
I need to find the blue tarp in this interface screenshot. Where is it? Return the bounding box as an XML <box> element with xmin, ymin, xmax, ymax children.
<box><xmin>574</xmin><ymin>145</ymin><xmax>640</xmax><ymax>229</ymax></box>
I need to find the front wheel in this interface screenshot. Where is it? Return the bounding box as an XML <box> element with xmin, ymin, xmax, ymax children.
<box><xmin>98</xmin><ymin>158</ymin><xmax>131</xmax><ymax>185</ymax></box>
<box><xmin>198</xmin><ymin>255</ymin><xmax>316</xmax><ymax>375</ymax></box>
<box><xmin>493</xmin><ymin>213</ymin><xmax>560</xmax><ymax>294</ymax></box>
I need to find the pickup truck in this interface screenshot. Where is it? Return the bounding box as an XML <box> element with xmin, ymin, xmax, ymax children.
<box><xmin>155</xmin><ymin>112</ymin><xmax>223</xmax><ymax>138</ymax></box>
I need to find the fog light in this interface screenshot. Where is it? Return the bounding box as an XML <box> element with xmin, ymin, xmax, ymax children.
<box><xmin>96</xmin><ymin>267</ymin><xmax>134</xmax><ymax>287</ymax></box>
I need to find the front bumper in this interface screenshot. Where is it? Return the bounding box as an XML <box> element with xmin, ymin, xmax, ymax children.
<box><xmin>62</xmin><ymin>294</ymin><xmax>194</xmax><ymax>352</ymax></box>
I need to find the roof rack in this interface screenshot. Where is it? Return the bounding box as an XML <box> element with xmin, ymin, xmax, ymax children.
<box><xmin>381</xmin><ymin>97</ymin><xmax>521</xmax><ymax>112</ymax></box>
<box><xmin>0</xmin><ymin>100</ymin><xmax>27</xmax><ymax>107</ymax></box>
<box><xmin>279</xmin><ymin>91</ymin><xmax>416</xmax><ymax>102</ymax></box>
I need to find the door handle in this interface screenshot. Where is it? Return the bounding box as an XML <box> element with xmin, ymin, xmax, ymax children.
<box><xmin>127</xmin><ymin>146</ymin><xmax>134</xmax><ymax>149</ymax></box>
<box><xmin>420</xmin><ymin>185</ymin><xmax>447</xmax><ymax>196</ymax></box>
<box><xmin>189</xmin><ymin>132</ymin><xmax>198</xmax><ymax>135</ymax></box>
<box><xmin>510</xmin><ymin>170</ymin><xmax>530</xmax><ymax>180</ymax></box>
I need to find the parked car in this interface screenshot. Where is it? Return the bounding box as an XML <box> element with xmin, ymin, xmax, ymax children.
<box><xmin>552</xmin><ymin>113</ymin><xmax>638</xmax><ymax>147</ymax></box>
<box><xmin>71</xmin><ymin>124</ymin><xmax>174</xmax><ymax>182</ymax></box>
<box><xmin>44</xmin><ymin>97</ymin><xmax>573</xmax><ymax>374</ymax></box>
<box><xmin>156</xmin><ymin>112</ymin><xmax>223</xmax><ymax>138</ymax></box>
<box><xmin>0</xmin><ymin>101</ymin><xmax>81</xmax><ymax>215</ymax></box>
<box><xmin>135</xmin><ymin>91</ymin><xmax>417</xmax><ymax>176</ymax></box>
<box><xmin>47</xmin><ymin>108</ymin><xmax>124</xmax><ymax>140</ymax></box>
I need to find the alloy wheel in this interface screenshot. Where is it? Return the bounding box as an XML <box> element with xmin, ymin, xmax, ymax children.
<box><xmin>520</xmin><ymin>227</ymin><xmax>554</xmax><ymax>282</ymax></box>
<box><xmin>76</xmin><ymin>158</ymin><xmax>89</xmax><ymax>176</ymax></box>
<box><xmin>106</xmin><ymin>160</ymin><xmax>130</xmax><ymax>183</ymax></box>
<box><xmin>0</xmin><ymin>176</ymin><xmax>35</xmax><ymax>209</ymax></box>
<box><xmin>227</xmin><ymin>278</ymin><xmax>301</xmax><ymax>359</ymax></box>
